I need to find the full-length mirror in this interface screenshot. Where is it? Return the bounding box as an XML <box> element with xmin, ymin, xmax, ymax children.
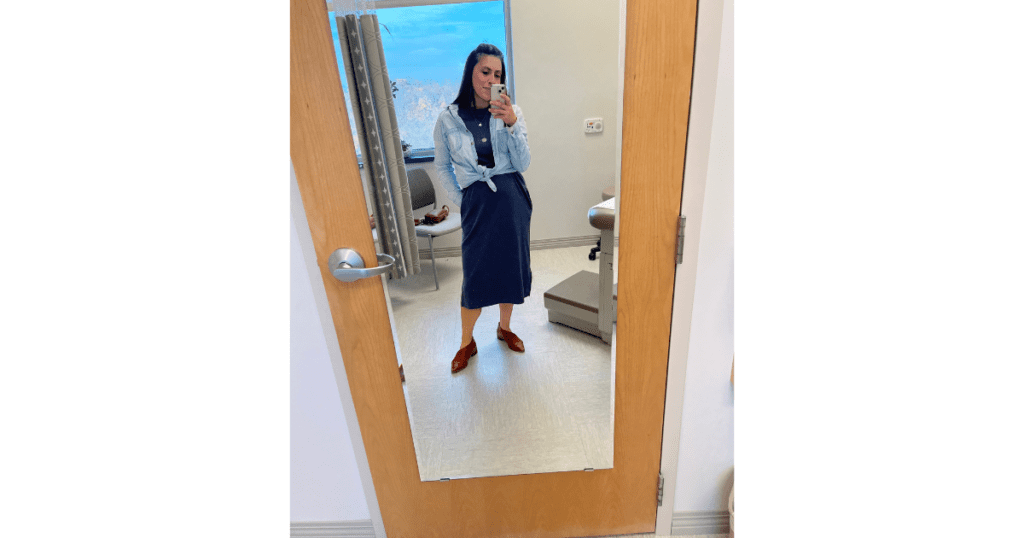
<box><xmin>328</xmin><ymin>0</ymin><xmax>623</xmax><ymax>481</ymax></box>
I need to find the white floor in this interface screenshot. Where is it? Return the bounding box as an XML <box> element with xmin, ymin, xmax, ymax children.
<box><xmin>596</xmin><ymin>535</ymin><xmax>728</xmax><ymax>538</ymax></box>
<box><xmin>385</xmin><ymin>245</ymin><xmax>616</xmax><ymax>481</ymax></box>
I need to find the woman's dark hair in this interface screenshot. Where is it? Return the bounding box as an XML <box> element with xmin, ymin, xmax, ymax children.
<box><xmin>452</xmin><ymin>43</ymin><xmax>506</xmax><ymax>109</ymax></box>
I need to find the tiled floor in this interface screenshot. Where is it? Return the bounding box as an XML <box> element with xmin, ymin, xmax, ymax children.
<box><xmin>384</xmin><ymin>245</ymin><xmax>616</xmax><ymax>481</ymax></box>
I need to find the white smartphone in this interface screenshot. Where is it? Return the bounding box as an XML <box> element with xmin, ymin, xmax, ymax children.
<box><xmin>490</xmin><ymin>84</ymin><xmax>507</xmax><ymax>104</ymax></box>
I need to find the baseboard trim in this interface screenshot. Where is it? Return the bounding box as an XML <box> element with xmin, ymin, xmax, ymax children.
<box><xmin>416</xmin><ymin>245</ymin><xmax>460</xmax><ymax>259</ymax></box>
<box><xmin>419</xmin><ymin>234</ymin><xmax>618</xmax><ymax>260</ymax></box>
<box><xmin>670</xmin><ymin>510</ymin><xmax>731</xmax><ymax>535</ymax></box>
<box><xmin>291</xmin><ymin>510</ymin><xmax>728</xmax><ymax>537</ymax></box>
<box><xmin>291</xmin><ymin>520</ymin><xmax>375</xmax><ymax>538</ymax></box>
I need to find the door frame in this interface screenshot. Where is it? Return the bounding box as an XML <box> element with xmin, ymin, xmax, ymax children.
<box><xmin>291</xmin><ymin>0</ymin><xmax>705</xmax><ymax>536</ymax></box>
<box><xmin>654</xmin><ymin>0</ymin><xmax>728</xmax><ymax>534</ymax></box>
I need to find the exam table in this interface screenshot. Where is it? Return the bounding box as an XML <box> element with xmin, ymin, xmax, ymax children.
<box><xmin>542</xmin><ymin>197</ymin><xmax>616</xmax><ymax>344</ymax></box>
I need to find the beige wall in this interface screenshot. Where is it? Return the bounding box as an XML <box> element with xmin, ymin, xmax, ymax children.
<box><xmin>509</xmin><ymin>0</ymin><xmax>621</xmax><ymax>242</ymax></box>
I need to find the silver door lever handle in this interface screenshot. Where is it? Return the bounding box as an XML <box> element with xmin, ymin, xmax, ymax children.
<box><xmin>328</xmin><ymin>248</ymin><xmax>396</xmax><ymax>282</ymax></box>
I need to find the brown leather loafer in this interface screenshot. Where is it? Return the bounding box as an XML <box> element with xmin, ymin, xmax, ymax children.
<box><xmin>496</xmin><ymin>325</ymin><xmax>525</xmax><ymax>353</ymax></box>
<box><xmin>451</xmin><ymin>338</ymin><xmax>478</xmax><ymax>374</ymax></box>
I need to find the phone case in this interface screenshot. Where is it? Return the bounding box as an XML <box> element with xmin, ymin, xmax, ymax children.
<box><xmin>491</xmin><ymin>85</ymin><xmax>506</xmax><ymax>102</ymax></box>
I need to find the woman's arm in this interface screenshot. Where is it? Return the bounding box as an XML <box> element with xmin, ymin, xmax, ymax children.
<box><xmin>505</xmin><ymin>104</ymin><xmax>531</xmax><ymax>173</ymax></box>
<box><xmin>432</xmin><ymin>115</ymin><xmax>463</xmax><ymax>208</ymax></box>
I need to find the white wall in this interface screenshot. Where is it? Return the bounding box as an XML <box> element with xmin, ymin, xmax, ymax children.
<box><xmin>673</xmin><ymin>0</ymin><xmax>734</xmax><ymax>512</ymax></box>
<box><xmin>290</xmin><ymin>217</ymin><xmax>370</xmax><ymax>521</ymax></box>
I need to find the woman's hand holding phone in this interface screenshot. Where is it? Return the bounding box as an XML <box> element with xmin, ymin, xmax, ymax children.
<box><xmin>489</xmin><ymin>86</ymin><xmax>516</xmax><ymax>127</ymax></box>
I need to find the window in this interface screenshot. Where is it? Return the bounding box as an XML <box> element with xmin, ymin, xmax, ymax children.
<box><xmin>329</xmin><ymin>0</ymin><xmax>511</xmax><ymax>161</ymax></box>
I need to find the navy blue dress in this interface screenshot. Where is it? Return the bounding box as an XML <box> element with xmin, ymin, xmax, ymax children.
<box><xmin>457</xmin><ymin>106</ymin><xmax>533</xmax><ymax>310</ymax></box>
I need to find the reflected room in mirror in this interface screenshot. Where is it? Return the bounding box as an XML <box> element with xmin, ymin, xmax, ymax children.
<box><xmin>327</xmin><ymin>0</ymin><xmax>623</xmax><ymax>482</ymax></box>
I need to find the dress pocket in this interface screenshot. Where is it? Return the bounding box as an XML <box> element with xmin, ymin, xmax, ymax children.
<box><xmin>517</xmin><ymin>174</ymin><xmax>533</xmax><ymax>212</ymax></box>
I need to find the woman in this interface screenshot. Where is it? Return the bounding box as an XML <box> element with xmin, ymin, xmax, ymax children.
<box><xmin>433</xmin><ymin>43</ymin><xmax>533</xmax><ymax>374</ymax></box>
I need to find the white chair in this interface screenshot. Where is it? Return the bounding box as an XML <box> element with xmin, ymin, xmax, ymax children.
<box><xmin>407</xmin><ymin>168</ymin><xmax>461</xmax><ymax>290</ymax></box>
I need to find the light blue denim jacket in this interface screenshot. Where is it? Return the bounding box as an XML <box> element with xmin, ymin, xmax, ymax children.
<box><xmin>432</xmin><ymin>103</ymin><xmax>531</xmax><ymax>208</ymax></box>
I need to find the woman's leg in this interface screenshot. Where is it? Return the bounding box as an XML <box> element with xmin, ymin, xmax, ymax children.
<box><xmin>499</xmin><ymin>303</ymin><xmax>513</xmax><ymax>331</ymax></box>
<box><xmin>496</xmin><ymin>303</ymin><xmax>525</xmax><ymax>352</ymax></box>
<box><xmin>461</xmin><ymin>306</ymin><xmax>482</xmax><ymax>348</ymax></box>
<box><xmin>452</xmin><ymin>306</ymin><xmax>482</xmax><ymax>373</ymax></box>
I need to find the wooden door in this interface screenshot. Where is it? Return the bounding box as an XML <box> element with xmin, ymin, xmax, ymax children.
<box><xmin>291</xmin><ymin>0</ymin><xmax>699</xmax><ymax>536</ymax></box>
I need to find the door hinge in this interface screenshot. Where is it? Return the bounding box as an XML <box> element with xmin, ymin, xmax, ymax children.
<box><xmin>676</xmin><ymin>216</ymin><xmax>687</xmax><ymax>265</ymax></box>
<box><xmin>657</xmin><ymin>472</ymin><xmax>664</xmax><ymax>506</ymax></box>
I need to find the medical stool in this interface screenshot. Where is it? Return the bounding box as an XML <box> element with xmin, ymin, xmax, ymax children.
<box><xmin>588</xmin><ymin>186</ymin><xmax>617</xmax><ymax>260</ymax></box>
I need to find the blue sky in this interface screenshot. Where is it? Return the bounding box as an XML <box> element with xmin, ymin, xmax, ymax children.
<box><xmin>330</xmin><ymin>2</ymin><xmax>506</xmax><ymax>85</ymax></box>
<box><xmin>329</xmin><ymin>2</ymin><xmax>507</xmax><ymax>151</ymax></box>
